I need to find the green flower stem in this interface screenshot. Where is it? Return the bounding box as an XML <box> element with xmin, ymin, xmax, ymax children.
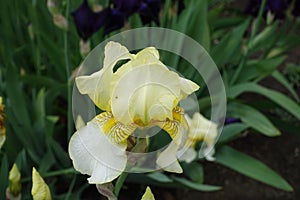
<box><xmin>65</xmin><ymin>175</ymin><xmax>77</xmax><ymax>200</ymax></box>
<box><xmin>114</xmin><ymin>172</ymin><xmax>128</xmax><ymax>196</ymax></box>
<box><xmin>230</xmin><ymin>0</ymin><xmax>266</xmax><ymax>85</ymax></box>
<box><xmin>63</xmin><ymin>0</ymin><xmax>73</xmax><ymax>140</ymax></box>
<box><xmin>21</xmin><ymin>168</ymin><xmax>77</xmax><ymax>183</ymax></box>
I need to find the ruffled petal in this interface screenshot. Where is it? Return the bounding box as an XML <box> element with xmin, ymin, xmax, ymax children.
<box><xmin>179</xmin><ymin>77</ymin><xmax>200</xmax><ymax>99</ymax></box>
<box><xmin>69</xmin><ymin>118</ymin><xmax>128</xmax><ymax>184</ymax></box>
<box><xmin>112</xmin><ymin>64</ymin><xmax>180</xmax><ymax>125</ymax></box>
<box><xmin>76</xmin><ymin>42</ymin><xmax>132</xmax><ymax>110</ymax></box>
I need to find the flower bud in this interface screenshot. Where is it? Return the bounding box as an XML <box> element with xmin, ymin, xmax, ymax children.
<box><xmin>80</xmin><ymin>39</ymin><xmax>91</xmax><ymax>58</ymax></box>
<box><xmin>53</xmin><ymin>14</ymin><xmax>69</xmax><ymax>31</ymax></box>
<box><xmin>31</xmin><ymin>168</ymin><xmax>52</xmax><ymax>200</ymax></box>
<box><xmin>141</xmin><ymin>187</ymin><xmax>155</xmax><ymax>200</ymax></box>
<box><xmin>7</xmin><ymin>164</ymin><xmax>22</xmax><ymax>199</ymax></box>
<box><xmin>47</xmin><ymin>0</ymin><xmax>59</xmax><ymax>15</ymax></box>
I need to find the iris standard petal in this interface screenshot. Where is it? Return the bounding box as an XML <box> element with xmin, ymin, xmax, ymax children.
<box><xmin>76</xmin><ymin>41</ymin><xmax>132</xmax><ymax>110</ymax></box>
<box><xmin>179</xmin><ymin>77</ymin><xmax>200</xmax><ymax>99</ymax></box>
<box><xmin>111</xmin><ymin>64</ymin><xmax>180</xmax><ymax>125</ymax></box>
<box><xmin>69</xmin><ymin>118</ymin><xmax>128</xmax><ymax>184</ymax></box>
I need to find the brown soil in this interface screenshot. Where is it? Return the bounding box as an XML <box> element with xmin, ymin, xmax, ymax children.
<box><xmin>116</xmin><ymin>132</ymin><xmax>300</xmax><ymax>200</ymax></box>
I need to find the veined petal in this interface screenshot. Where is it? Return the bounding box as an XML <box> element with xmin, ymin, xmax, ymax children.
<box><xmin>156</xmin><ymin>107</ymin><xmax>187</xmax><ymax>173</ymax></box>
<box><xmin>157</xmin><ymin>107</ymin><xmax>187</xmax><ymax>143</ymax></box>
<box><xmin>76</xmin><ymin>41</ymin><xmax>132</xmax><ymax>110</ymax></box>
<box><xmin>69</xmin><ymin>112</ymin><xmax>135</xmax><ymax>184</ymax></box>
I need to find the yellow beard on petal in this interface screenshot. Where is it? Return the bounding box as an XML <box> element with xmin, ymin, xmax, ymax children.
<box><xmin>157</xmin><ymin>106</ymin><xmax>187</xmax><ymax>140</ymax></box>
<box><xmin>94</xmin><ymin>112</ymin><xmax>136</xmax><ymax>145</ymax></box>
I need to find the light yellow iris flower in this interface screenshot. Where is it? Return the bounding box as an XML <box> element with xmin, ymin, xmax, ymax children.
<box><xmin>69</xmin><ymin>41</ymin><xmax>199</xmax><ymax>184</ymax></box>
<box><xmin>178</xmin><ymin>112</ymin><xmax>218</xmax><ymax>162</ymax></box>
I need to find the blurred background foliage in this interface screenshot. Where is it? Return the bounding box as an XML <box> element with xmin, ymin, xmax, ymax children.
<box><xmin>0</xmin><ymin>0</ymin><xmax>299</xmax><ymax>199</ymax></box>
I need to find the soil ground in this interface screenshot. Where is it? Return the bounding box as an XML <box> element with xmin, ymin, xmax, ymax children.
<box><xmin>118</xmin><ymin>132</ymin><xmax>300</xmax><ymax>200</ymax></box>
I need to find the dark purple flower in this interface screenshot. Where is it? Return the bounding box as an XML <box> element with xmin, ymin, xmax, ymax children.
<box><xmin>245</xmin><ymin>0</ymin><xmax>288</xmax><ymax>19</ymax></box>
<box><xmin>177</xmin><ymin>0</ymin><xmax>185</xmax><ymax>15</ymax></box>
<box><xmin>72</xmin><ymin>0</ymin><xmax>126</xmax><ymax>40</ymax></box>
<box><xmin>113</xmin><ymin>0</ymin><xmax>141</xmax><ymax>16</ymax></box>
<box><xmin>72</xmin><ymin>0</ymin><xmax>107</xmax><ymax>40</ymax></box>
<box><xmin>292</xmin><ymin>0</ymin><xmax>300</xmax><ymax>16</ymax></box>
<box><xmin>224</xmin><ymin>117</ymin><xmax>242</xmax><ymax>125</ymax></box>
<box><xmin>138</xmin><ymin>0</ymin><xmax>161</xmax><ymax>25</ymax></box>
<box><xmin>103</xmin><ymin>8</ymin><xmax>125</xmax><ymax>35</ymax></box>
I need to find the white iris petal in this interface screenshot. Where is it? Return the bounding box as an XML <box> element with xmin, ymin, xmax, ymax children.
<box><xmin>69</xmin><ymin>119</ymin><xmax>127</xmax><ymax>184</ymax></box>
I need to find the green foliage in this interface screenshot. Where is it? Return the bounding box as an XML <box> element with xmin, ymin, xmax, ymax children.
<box><xmin>0</xmin><ymin>0</ymin><xmax>299</xmax><ymax>198</ymax></box>
<box><xmin>215</xmin><ymin>146</ymin><xmax>293</xmax><ymax>191</ymax></box>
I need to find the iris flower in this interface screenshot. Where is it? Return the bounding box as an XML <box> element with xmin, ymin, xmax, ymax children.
<box><xmin>224</xmin><ymin>117</ymin><xmax>241</xmax><ymax>124</ymax></box>
<box><xmin>113</xmin><ymin>0</ymin><xmax>161</xmax><ymax>25</ymax></box>
<box><xmin>69</xmin><ymin>41</ymin><xmax>199</xmax><ymax>184</ymax></box>
<box><xmin>72</xmin><ymin>0</ymin><xmax>163</xmax><ymax>40</ymax></box>
<box><xmin>138</xmin><ymin>0</ymin><xmax>161</xmax><ymax>25</ymax></box>
<box><xmin>178</xmin><ymin>112</ymin><xmax>218</xmax><ymax>162</ymax></box>
<box><xmin>72</xmin><ymin>0</ymin><xmax>124</xmax><ymax>40</ymax></box>
<box><xmin>245</xmin><ymin>0</ymin><xmax>288</xmax><ymax>19</ymax></box>
<box><xmin>112</xmin><ymin>0</ymin><xmax>142</xmax><ymax>17</ymax></box>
